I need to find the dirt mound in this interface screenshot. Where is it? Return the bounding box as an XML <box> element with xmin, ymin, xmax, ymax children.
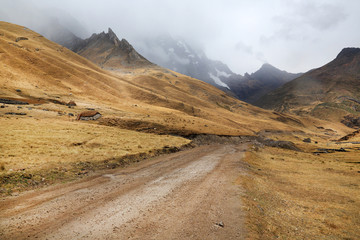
<box><xmin>338</xmin><ymin>129</ymin><xmax>360</xmax><ymax>141</ymax></box>
<box><xmin>188</xmin><ymin>135</ymin><xmax>301</xmax><ymax>151</ymax></box>
<box><xmin>99</xmin><ymin>118</ymin><xmax>197</xmax><ymax>136</ymax></box>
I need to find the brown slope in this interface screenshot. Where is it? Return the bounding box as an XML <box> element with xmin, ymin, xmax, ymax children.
<box><xmin>256</xmin><ymin>48</ymin><xmax>360</xmax><ymax>121</ymax></box>
<box><xmin>0</xmin><ymin>21</ymin><xmax>303</xmax><ymax>136</ymax></box>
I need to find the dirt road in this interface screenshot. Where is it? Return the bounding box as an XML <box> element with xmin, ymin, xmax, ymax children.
<box><xmin>0</xmin><ymin>144</ymin><xmax>247</xmax><ymax>239</ymax></box>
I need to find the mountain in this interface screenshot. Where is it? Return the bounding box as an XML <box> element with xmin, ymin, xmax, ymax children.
<box><xmin>134</xmin><ymin>34</ymin><xmax>233</xmax><ymax>90</ymax></box>
<box><xmin>134</xmin><ymin>35</ymin><xmax>303</xmax><ymax>102</ymax></box>
<box><xmin>26</xmin><ymin>20</ymin><xmax>300</xmax><ymax>104</ymax></box>
<box><xmin>223</xmin><ymin>63</ymin><xmax>302</xmax><ymax>104</ymax></box>
<box><xmin>0</xmin><ymin>21</ymin><xmax>293</xmax><ymax>136</ymax></box>
<box><xmin>67</xmin><ymin>28</ymin><xmax>152</xmax><ymax>69</ymax></box>
<box><xmin>256</xmin><ymin>48</ymin><xmax>360</xmax><ymax>121</ymax></box>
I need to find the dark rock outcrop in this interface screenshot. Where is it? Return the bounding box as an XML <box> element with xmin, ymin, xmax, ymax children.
<box><xmin>341</xmin><ymin>115</ymin><xmax>360</xmax><ymax>128</ymax></box>
<box><xmin>15</xmin><ymin>37</ymin><xmax>28</xmax><ymax>42</ymax></box>
<box><xmin>0</xmin><ymin>98</ymin><xmax>29</xmax><ymax>105</ymax></box>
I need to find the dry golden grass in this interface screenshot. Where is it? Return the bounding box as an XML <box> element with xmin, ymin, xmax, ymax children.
<box><xmin>0</xmin><ymin>117</ymin><xmax>189</xmax><ymax>171</ymax></box>
<box><xmin>0</xmin><ymin>118</ymin><xmax>189</xmax><ymax>170</ymax></box>
<box><xmin>0</xmin><ymin>21</ymin><xmax>306</xmax><ymax>137</ymax></box>
<box><xmin>0</xmin><ymin>116</ymin><xmax>190</xmax><ymax>194</ymax></box>
<box><xmin>241</xmin><ymin>138</ymin><xmax>360</xmax><ymax>239</ymax></box>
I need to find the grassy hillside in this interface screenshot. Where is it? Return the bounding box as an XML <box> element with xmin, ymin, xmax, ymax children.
<box><xmin>0</xmin><ymin>21</ymin><xmax>302</xmax><ymax>136</ymax></box>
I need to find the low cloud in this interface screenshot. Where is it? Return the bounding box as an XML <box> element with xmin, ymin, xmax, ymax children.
<box><xmin>1</xmin><ymin>0</ymin><xmax>359</xmax><ymax>74</ymax></box>
<box><xmin>235</xmin><ymin>41</ymin><xmax>253</xmax><ymax>55</ymax></box>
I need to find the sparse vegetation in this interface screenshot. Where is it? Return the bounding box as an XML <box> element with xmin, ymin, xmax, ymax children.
<box><xmin>241</xmin><ymin>144</ymin><xmax>360</xmax><ymax>239</ymax></box>
<box><xmin>312</xmin><ymin>102</ymin><xmax>359</xmax><ymax>115</ymax></box>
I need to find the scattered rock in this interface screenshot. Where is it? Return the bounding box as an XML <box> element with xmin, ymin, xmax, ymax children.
<box><xmin>341</xmin><ymin>115</ymin><xmax>360</xmax><ymax>128</ymax></box>
<box><xmin>15</xmin><ymin>37</ymin><xmax>28</xmax><ymax>42</ymax></box>
<box><xmin>313</xmin><ymin>148</ymin><xmax>349</xmax><ymax>154</ymax></box>
<box><xmin>68</xmin><ymin>113</ymin><xmax>74</xmax><ymax>116</ymax></box>
<box><xmin>215</xmin><ymin>221</ymin><xmax>225</xmax><ymax>228</ymax></box>
<box><xmin>338</xmin><ymin>129</ymin><xmax>360</xmax><ymax>141</ymax></box>
<box><xmin>303</xmin><ymin>138</ymin><xmax>311</xmax><ymax>143</ymax></box>
<box><xmin>77</xmin><ymin>111</ymin><xmax>102</xmax><ymax>121</ymax></box>
<box><xmin>76</xmin><ymin>171</ymin><xmax>88</xmax><ymax>176</ymax></box>
<box><xmin>67</xmin><ymin>101</ymin><xmax>76</xmax><ymax>107</ymax></box>
<box><xmin>0</xmin><ymin>98</ymin><xmax>28</xmax><ymax>105</ymax></box>
<box><xmin>0</xmin><ymin>105</ymin><xmax>5</xmax><ymax>108</ymax></box>
<box><xmin>16</xmin><ymin>89</ymin><xmax>21</xmax><ymax>92</ymax></box>
<box><xmin>338</xmin><ymin>148</ymin><xmax>347</xmax><ymax>152</ymax></box>
<box><xmin>5</xmin><ymin>112</ymin><xmax>27</xmax><ymax>115</ymax></box>
<box><xmin>49</xmin><ymin>99</ymin><xmax>66</xmax><ymax>105</ymax></box>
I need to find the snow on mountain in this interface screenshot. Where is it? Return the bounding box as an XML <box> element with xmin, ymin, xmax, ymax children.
<box><xmin>209</xmin><ymin>73</ymin><xmax>230</xmax><ymax>89</ymax></box>
<box><xmin>134</xmin><ymin>34</ymin><xmax>235</xmax><ymax>90</ymax></box>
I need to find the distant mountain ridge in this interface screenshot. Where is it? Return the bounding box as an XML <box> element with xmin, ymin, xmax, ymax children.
<box><xmin>36</xmin><ymin>21</ymin><xmax>301</xmax><ymax>103</ymax></box>
<box><xmin>134</xmin><ymin>34</ymin><xmax>301</xmax><ymax>103</ymax></box>
<box><xmin>223</xmin><ymin>63</ymin><xmax>302</xmax><ymax>104</ymax></box>
<box><xmin>256</xmin><ymin>47</ymin><xmax>360</xmax><ymax>121</ymax></box>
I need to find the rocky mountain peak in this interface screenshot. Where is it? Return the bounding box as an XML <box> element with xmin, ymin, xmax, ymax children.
<box><xmin>107</xmin><ymin>27</ymin><xmax>120</xmax><ymax>47</ymax></box>
<box><xmin>107</xmin><ymin>28</ymin><xmax>119</xmax><ymax>43</ymax></box>
<box><xmin>259</xmin><ymin>63</ymin><xmax>277</xmax><ymax>71</ymax></box>
<box><xmin>118</xmin><ymin>38</ymin><xmax>133</xmax><ymax>52</ymax></box>
<box><xmin>66</xmin><ymin>28</ymin><xmax>152</xmax><ymax>68</ymax></box>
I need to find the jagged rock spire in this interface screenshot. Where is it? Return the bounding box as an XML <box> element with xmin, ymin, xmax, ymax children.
<box><xmin>107</xmin><ymin>27</ymin><xmax>120</xmax><ymax>47</ymax></box>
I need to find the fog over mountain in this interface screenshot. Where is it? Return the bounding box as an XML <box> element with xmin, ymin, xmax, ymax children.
<box><xmin>1</xmin><ymin>0</ymin><xmax>359</xmax><ymax>74</ymax></box>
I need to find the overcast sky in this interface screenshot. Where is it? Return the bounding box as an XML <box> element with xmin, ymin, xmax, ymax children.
<box><xmin>1</xmin><ymin>0</ymin><xmax>359</xmax><ymax>74</ymax></box>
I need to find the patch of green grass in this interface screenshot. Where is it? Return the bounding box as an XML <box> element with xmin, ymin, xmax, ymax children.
<box><xmin>312</xmin><ymin>102</ymin><xmax>359</xmax><ymax>114</ymax></box>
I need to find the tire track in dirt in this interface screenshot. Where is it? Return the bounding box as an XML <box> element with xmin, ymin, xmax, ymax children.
<box><xmin>0</xmin><ymin>144</ymin><xmax>247</xmax><ymax>239</ymax></box>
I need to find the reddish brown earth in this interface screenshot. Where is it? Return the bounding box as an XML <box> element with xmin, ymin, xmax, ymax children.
<box><xmin>0</xmin><ymin>144</ymin><xmax>247</xmax><ymax>239</ymax></box>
